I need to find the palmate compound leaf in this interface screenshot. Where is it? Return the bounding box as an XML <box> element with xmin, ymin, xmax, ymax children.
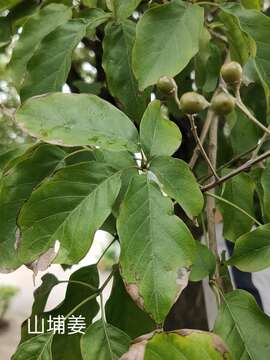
<box><xmin>120</xmin><ymin>330</ymin><xmax>231</xmax><ymax>360</ymax></box>
<box><xmin>117</xmin><ymin>174</ymin><xmax>196</xmax><ymax>324</ymax></box>
<box><xmin>214</xmin><ymin>290</ymin><xmax>270</xmax><ymax>360</ymax></box>
<box><xmin>81</xmin><ymin>320</ymin><xmax>131</xmax><ymax>360</ymax></box>
<box><xmin>228</xmin><ymin>224</ymin><xmax>270</xmax><ymax>272</ymax></box>
<box><xmin>139</xmin><ymin>100</ymin><xmax>182</xmax><ymax>159</ymax></box>
<box><xmin>132</xmin><ymin>0</ymin><xmax>204</xmax><ymax>90</ymax></box>
<box><xmin>15</xmin><ymin>93</ymin><xmax>139</xmax><ymax>152</ymax></box>
<box><xmin>8</xmin><ymin>3</ymin><xmax>72</xmax><ymax>87</ymax></box>
<box><xmin>149</xmin><ymin>156</ymin><xmax>203</xmax><ymax>219</ymax></box>
<box><xmin>0</xmin><ymin>144</ymin><xmax>65</xmax><ymax>271</ymax></box>
<box><xmin>18</xmin><ymin>161</ymin><xmax>122</xmax><ymax>265</ymax></box>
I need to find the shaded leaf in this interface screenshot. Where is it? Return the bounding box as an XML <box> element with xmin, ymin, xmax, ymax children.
<box><xmin>228</xmin><ymin>224</ymin><xmax>270</xmax><ymax>272</ymax></box>
<box><xmin>190</xmin><ymin>242</ymin><xmax>216</xmax><ymax>282</ymax></box>
<box><xmin>12</xmin><ymin>333</ymin><xmax>53</xmax><ymax>360</ymax></box>
<box><xmin>150</xmin><ymin>156</ymin><xmax>203</xmax><ymax>218</ymax></box>
<box><xmin>117</xmin><ymin>174</ymin><xmax>196</xmax><ymax>324</ymax></box>
<box><xmin>132</xmin><ymin>0</ymin><xmax>204</xmax><ymax>90</ymax></box>
<box><xmin>103</xmin><ymin>20</ymin><xmax>150</xmax><ymax>123</ymax></box>
<box><xmin>0</xmin><ymin>17</ymin><xmax>12</xmax><ymax>47</ymax></box>
<box><xmin>0</xmin><ymin>144</ymin><xmax>65</xmax><ymax>271</ymax></box>
<box><xmin>214</xmin><ymin>290</ymin><xmax>270</xmax><ymax>360</ymax></box>
<box><xmin>81</xmin><ymin>320</ymin><xmax>130</xmax><ymax>360</ymax></box>
<box><xmin>20</xmin><ymin>19</ymin><xmax>87</xmax><ymax>101</ymax></box>
<box><xmin>15</xmin><ymin>93</ymin><xmax>139</xmax><ymax>152</ymax></box>
<box><xmin>0</xmin><ymin>0</ymin><xmax>22</xmax><ymax>12</ymax></box>
<box><xmin>140</xmin><ymin>100</ymin><xmax>181</xmax><ymax>159</ymax></box>
<box><xmin>222</xmin><ymin>4</ymin><xmax>270</xmax><ymax>112</ymax></box>
<box><xmin>105</xmin><ymin>268</ymin><xmax>156</xmax><ymax>339</ymax></box>
<box><xmin>8</xmin><ymin>3</ymin><xmax>72</xmax><ymax>87</ymax></box>
<box><xmin>261</xmin><ymin>159</ymin><xmax>270</xmax><ymax>222</ymax></box>
<box><xmin>218</xmin><ymin>172</ymin><xmax>255</xmax><ymax>242</ymax></box>
<box><xmin>18</xmin><ymin>161</ymin><xmax>122</xmax><ymax>265</ymax></box>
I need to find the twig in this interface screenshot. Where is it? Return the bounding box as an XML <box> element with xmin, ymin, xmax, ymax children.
<box><xmin>221</xmin><ymin>85</ymin><xmax>270</xmax><ymax>136</ymax></box>
<box><xmin>206</xmin><ymin>114</ymin><xmax>224</xmax><ymax>291</ymax></box>
<box><xmin>251</xmin><ymin>127</ymin><xmax>270</xmax><ymax>160</ymax></box>
<box><xmin>205</xmin><ymin>192</ymin><xmax>262</xmax><ymax>226</ymax></box>
<box><xmin>189</xmin><ymin>109</ymin><xmax>214</xmax><ymax>169</ymax></box>
<box><xmin>188</xmin><ymin>114</ymin><xmax>219</xmax><ymax>179</ymax></box>
<box><xmin>201</xmin><ymin>149</ymin><xmax>270</xmax><ymax>192</ymax></box>
<box><xmin>236</xmin><ymin>97</ymin><xmax>270</xmax><ymax>135</ymax></box>
<box><xmin>199</xmin><ymin>144</ymin><xmax>258</xmax><ymax>184</ymax></box>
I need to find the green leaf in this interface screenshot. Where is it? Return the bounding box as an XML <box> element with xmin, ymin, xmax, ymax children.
<box><xmin>32</xmin><ymin>274</ymin><xmax>59</xmax><ymax>315</ymax></box>
<box><xmin>261</xmin><ymin>159</ymin><xmax>270</xmax><ymax>222</ymax></box>
<box><xmin>0</xmin><ymin>144</ymin><xmax>65</xmax><ymax>271</ymax></box>
<box><xmin>150</xmin><ymin>156</ymin><xmax>203</xmax><ymax>218</ymax></box>
<box><xmin>121</xmin><ymin>330</ymin><xmax>231</xmax><ymax>360</ymax></box>
<box><xmin>230</xmin><ymin>109</ymin><xmax>261</xmax><ymax>155</ymax></box>
<box><xmin>18</xmin><ymin>161</ymin><xmax>122</xmax><ymax>265</ymax></box>
<box><xmin>0</xmin><ymin>17</ymin><xmax>12</xmax><ymax>48</ymax></box>
<box><xmin>50</xmin><ymin>265</ymin><xmax>99</xmax><ymax>360</ymax></box>
<box><xmin>103</xmin><ymin>20</ymin><xmax>150</xmax><ymax>123</ymax></box>
<box><xmin>15</xmin><ymin>93</ymin><xmax>139</xmax><ymax>152</ymax></box>
<box><xmin>214</xmin><ymin>290</ymin><xmax>270</xmax><ymax>360</ymax></box>
<box><xmin>0</xmin><ymin>0</ymin><xmax>22</xmax><ymax>12</ymax></box>
<box><xmin>190</xmin><ymin>242</ymin><xmax>216</xmax><ymax>282</ymax></box>
<box><xmin>222</xmin><ymin>4</ymin><xmax>270</xmax><ymax>113</ymax></box>
<box><xmin>112</xmin><ymin>0</ymin><xmax>142</xmax><ymax>20</ymax></box>
<box><xmin>8</xmin><ymin>3</ymin><xmax>72</xmax><ymax>87</ymax></box>
<box><xmin>81</xmin><ymin>320</ymin><xmax>130</xmax><ymax>360</ymax></box>
<box><xmin>105</xmin><ymin>268</ymin><xmax>156</xmax><ymax>339</ymax></box>
<box><xmin>140</xmin><ymin>100</ymin><xmax>182</xmax><ymax>159</ymax></box>
<box><xmin>219</xmin><ymin>10</ymin><xmax>252</xmax><ymax>65</ymax></box>
<box><xmin>12</xmin><ymin>333</ymin><xmax>53</xmax><ymax>360</ymax></box>
<box><xmin>218</xmin><ymin>172</ymin><xmax>255</xmax><ymax>242</ymax></box>
<box><xmin>228</xmin><ymin>224</ymin><xmax>270</xmax><ymax>272</ymax></box>
<box><xmin>20</xmin><ymin>19</ymin><xmax>87</xmax><ymax>101</ymax></box>
<box><xmin>0</xmin><ymin>143</ymin><xmax>29</xmax><ymax>171</ymax></box>
<box><xmin>241</xmin><ymin>0</ymin><xmax>261</xmax><ymax>10</ymax></box>
<box><xmin>117</xmin><ymin>174</ymin><xmax>196</xmax><ymax>324</ymax></box>
<box><xmin>132</xmin><ymin>0</ymin><xmax>204</xmax><ymax>90</ymax></box>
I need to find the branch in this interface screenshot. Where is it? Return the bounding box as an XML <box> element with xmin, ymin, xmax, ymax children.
<box><xmin>188</xmin><ymin>114</ymin><xmax>219</xmax><ymax>179</ymax></box>
<box><xmin>189</xmin><ymin>109</ymin><xmax>214</xmax><ymax>169</ymax></box>
<box><xmin>201</xmin><ymin>149</ymin><xmax>270</xmax><ymax>192</ymax></box>
<box><xmin>205</xmin><ymin>114</ymin><xmax>224</xmax><ymax>290</ymax></box>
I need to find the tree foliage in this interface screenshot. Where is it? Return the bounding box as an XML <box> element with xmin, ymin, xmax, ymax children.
<box><xmin>1</xmin><ymin>0</ymin><xmax>270</xmax><ymax>359</ymax></box>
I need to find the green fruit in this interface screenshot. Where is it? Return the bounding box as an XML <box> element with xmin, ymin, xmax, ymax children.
<box><xmin>211</xmin><ymin>92</ymin><xmax>235</xmax><ymax>115</ymax></box>
<box><xmin>221</xmin><ymin>61</ymin><xmax>242</xmax><ymax>85</ymax></box>
<box><xmin>157</xmin><ymin>76</ymin><xmax>176</xmax><ymax>95</ymax></box>
<box><xmin>179</xmin><ymin>92</ymin><xmax>209</xmax><ymax>114</ymax></box>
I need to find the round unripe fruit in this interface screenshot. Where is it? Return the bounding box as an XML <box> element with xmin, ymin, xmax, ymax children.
<box><xmin>157</xmin><ymin>76</ymin><xmax>176</xmax><ymax>95</ymax></box>
<box><xmin>221</xmin><ymin>61</ymin><xmax>242</xmax><ymax>85</ymax></box>
<box><xmin>211</xmin><ymin>92</ymin><xmax>235</xmax><ymax>115</ymax></box>
<box><xmin>179</xmin><ymin>92</ymin><xmax>209</xmax><ymax>114</ymax></box>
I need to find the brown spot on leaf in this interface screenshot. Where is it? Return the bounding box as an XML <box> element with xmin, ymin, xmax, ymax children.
<box><xmin>125</xmin><ymin>282</ymin><xmax>145</xmax><ymax>310</ymax></box>
<box><xmin>120</xmin><ymin>332</ymin><xmax>155</xmax><ymax>360</ymax></box>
